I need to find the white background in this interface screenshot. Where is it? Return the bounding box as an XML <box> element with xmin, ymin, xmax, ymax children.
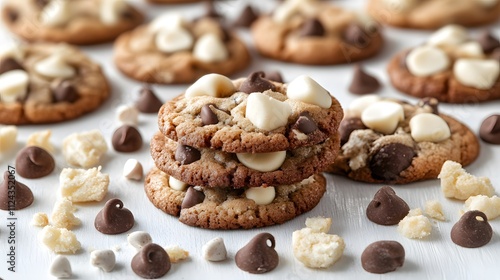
<box><xmin>0</xmin><ymin>0</ymin><xmax>499</xmax><ymax>279</ymax></box>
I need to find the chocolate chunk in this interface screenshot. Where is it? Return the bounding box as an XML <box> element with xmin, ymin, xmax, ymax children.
<box><xmin>135</xmin><ymin>85</ymin><xmax>163</xmax><ymax>113</ymax></box>
<box><xmin>366</xmin><ymin>186</ymin><xmax>410</xmax><ymax>225</ymax></box>
<box><xmin>417</xmin><ymin>97</ymin><xmax>439</xmax><ymax>114</ymax></box>
<box><xmin>479</xmin><ymin>114</ymin><xmax>500</xmax><ymax>144</ymax></box>
<box><xmin>201</xmin><ymin>104</ymin><xmax>219</xmax><ymax>125</ymax></box>
<box><xmin>235</xmin><ymin>232</ymin><xmax>279</xmax><ymax>274</ymax></box>
<box><xmin>53</xmin><ymin>81</ymin><xmax>78</xmax><ymax>103</ymax></box>
<box><xmin>343</xmin><ymin>24</ymin><xmax>369</xmax><ymax>47</ymax></box>
<box><xmin>0</xmin><ymin>57</ymin><xmax>24</xmax><ymax>75</ymax></box>
<box><xmin>112</xmin><ymin>125</ymin><xmax>143</xmax><ymax>152</ymax></box>
<box><xmin>6</xmin><ymin>8</ymin><xmax>18</xmax><ymax>22</ymax></box>
<box><xmin>298</xmin><ymin>18</ymin><xmax>325</xmax><ymax>37</ymax></box>
<box><xmin>95</xmin><ymin>198</ymin><xmax>134</xmax><ymax>234</ymax></box>
<box><xmin>361</xmin><ymin>241</ymin><xmax>405</xmax><ymax>274</ymax></box>
<box><xmin>239</xmin><ymin>72</ymin><xmax>276</xmax><ymax>94</ymax></box>
<box><xmin>181</xmin><ymin>187</ymin><xmax>205</xmax><ymax>209</ymax></box>
<box><xmin>234</xmin><ymin>5</ymin><xmax>258</xmax><ymax>28</ymax></box>
<box><xmin>477</xmin><ymin>30</ymin><xmax>500</xmax><ymax>53</ymax></box>
<box><xmin>0</xmin><ymin>171</ymin><xmax>34</xmax><ymax>210</ymax></box>
<box><xmin>369</xmin><ymin>143</ymin><xmax>415</xmax><ymax>181</ymax></box>
<box><xmin>175</xmin><ymin>144</ymin><xmax>201</xmax><ymax>165</ymax></box>
<box><xmin>264</xmin><ymin>71</ymin><xmax>283</xmax><ymax>83</ymax></box>
<box><xmin>339</xmin><ymin>117</ymin><xmax>366</xmax><ymax>145</ymax></box>
<box><xmin>295</xmin><ymin>112</ymin><xmax>318</xmax><ymax>134</ymax></box>
<box><xmin>15</xmin><ymin>146</ymin><xmax>55</xmax><ymax>179</ymax></box>
<box><xmin>348</xmin><ymin>64</ymin><xmax>381</xmax><ymax>95</ymax></box>
<box><xmin>451</xmin><ymin>210</ymin><xmax>492</xmax><ymax>248</ymax></box>
<box><xmin>131</xmin><ymin>243</ymin><xmax>171</xmax><ymax>279</ymax></box>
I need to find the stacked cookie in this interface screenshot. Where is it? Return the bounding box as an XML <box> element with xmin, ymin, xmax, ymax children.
<box><xmin>145</xmin><ymin>72</ymin><xmax>344</xmax><ymax>229</ymax></box>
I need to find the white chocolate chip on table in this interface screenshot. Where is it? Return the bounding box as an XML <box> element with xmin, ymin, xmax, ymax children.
<box><xmin>439</xmin><ymin>160</ymin><xmax>494</xmax><ymax>200</ymax></box>
<box><xmin>123</xmin><ymin>159</ymin><xmax>143</xmax><ymax>181</ymax></box>
<box><xmin>453</xmin><ymin>59</ymin><xmax>500</xmax><ymax>90</ymax></box>
<box><xmin>90</xmin><ymin>249</ymin><xmax>116</xmax><ymax>272</ymax></box>
<box><xmin>128</xmin><ymin>231</ymin><xmax>152</xmax><ymax>250</ymax></box>
<box><xmin>0</xmin><ymin>125</ymin><xmax>17</xmax><ymax>153</ymax></box>
<box><xmin>0</xmin><ymin>70</ymin><xmax>29</xmax><ymax>104</ymax></box>
<box><xmin>62</xmin><ymin>130</ymin><xmax>108</xmax><ymax>168</ymax></box>
<box><xmin>202</xmin><ymin>237</ymin><xmax>227</xmax><ymax>262</ymax></box>
<box><xmin>286</xmin><ymin>75</ymin><xmax>332</xmax><ymax>108</ymax></box>
<box><xmin>59</xmin><ymin>166</ymin><xmax>109</xmax><ymax>202</ymax></box>
<box><xmin>184</xmin><ymin>74</ymin><xmax>236</xmax><ymax>98</ymax></box>
<box><xmin>406</xmin><ymin>46</ymin><xmax>450</xmax><ymax>77</ymax></box>
<box><xmin>465</xmin><ymin>195</ymin><xmax>500</xmax><ymax>220</ymax></box>
<box><xmin>361</xmin><ymin>101</ymin><xmax>404</xmax><ymax>134</ymax></box>
<box><xmin>245</xmin><ymin>93</ymin><xmax>292</xmax><ymax>131</ymax></box>
<box><xmin>50</xmin><ymin>255</ymin><xmax>72</xmax><ymax>279</ymax></box>
<box><xmin>410</xmin><ymin>113</ymin><xmax>451</xmax><ymax>142</ymax></box>
<box><xmin>245</xmin><ymin>186</ymin><xmax>276</xmax><ymax>205</ymax></box>
<box><xmin>116</xmin><ymin>104</ymin><xmax>139</xmax><ymax>126</ymax></box>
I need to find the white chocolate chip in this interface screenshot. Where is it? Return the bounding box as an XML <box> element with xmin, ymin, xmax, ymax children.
<box><xmin>149</xmin><ymin>13</ymin><xmax>187</xmax><ymax>33</ymax></box>
<box><xmin>156</xmin><ymin>27</ymin><xmax>194</xmax><ymax>53</ymax></box>
<box><xmin>35</xmin><ymin>54</ymin><xmax>75</xmax><ymax>79</ymax></box>
<box><xmin>427</xmin><ymin>25</ymin><xmax>469</xmax><ymax>47</ymax></box>
<box><xmin>27</xmin><ymin>130</ymin><xmax>54</xmax><ymax>153</ymax></box>
<box><xmin>62</xmin><ymin>130</ymin><xmax>108</xmax><ymax>168</ymax></box>
<box><xmin>237</xmin><ymin>151</ymin><xmax>287</xmax><ymax>172</ymax></box>
<box><xmin>115</xmin><ymin>104</ymin><xmax>139</xmax><ymax>126</ymax></box>
<box><xmin>406</xmin><ymin>46</ymin><xmax>450</xmax><ymax>77</ymax></box>
<box><xmin>361</xmin><ymin>101</ymin><xmax>404</xmax><ymax>134</ymax></box>
<box><xmin>123</xmin><ymin>159</ymin><xmax>143</xmax><ymax>181</ymax></box>
<box><xmin>453</xmin><ymin>59</ymin><xmax>500</xmax><ymax>90</ymax></box>
<box><xmin>51</xmin><ymin>198</ymin><xmax>80</xmax><ymax>229</ymax></box>
<box><xmin>202</xmin><ymin>237</ymin><xmax>227</xmax><ymax>262</ymax></box>
<box><xmin>305</xmin><ymin>216</ymin><xmax>332</xmax><ymax>233</ymax></box>
<box><xmin>168</xmin><ymin>176</ymin><xmax>188</xmax><ymax>191</ymax></box>
<box><xmin>245</xmin><ymin>93</ymin><xmax>292</xmax><ymax>131</ymax></box>
<box><xmin>164</xmin><ymin>245</ymin><xmax>189</xmax><ymax>263</ymax></box>
<box><xmin>477</xmin><ymin>0</ymin><xmax>499</xmax><ymax>7</ymax></box>
<box><xmin>273</xmin><ymin>0</ymin><xmax>300</xmax><ymax>23</ymax></box>
<box><xmin>0</xmin><ymin>70</ymin><xmax>29</xmax><ymax>104</ymax></box>
<box><xmin>185</xmin><ymin>74</ymin><xmax>235</xmax><ymax>98</ymax></box>
<box><xmin>383</xmin><ymin>0</ymin><xmax>418</xmax><ymax>11</ymax></box>
<box><xmin>438</xmin><ymin>160</ymin><xmax>494</xmax><ymax>200</ymax></box>
<box><xmin>0</xmin><ymin>125</ymin><xmax>17</xmax><ymax>153</ymax></box>
<box><xmin>50</xmin><ymin>255</ymin><xmax>72</xmax><ymax>279</ymax></box>
<box><xmin>193</xmin><ymin>33</ymin><xmax>228</xmax><ymax>63</ymax></box>
<box><xmin>40</xmin><ymin>0</ymin><xmax>71</xmax><ymax>27</ymax></box>
<box><xmin>348</xmin><ymin>95</ymin><xmax>381</xmax><ymax>117</ymax></box>
<box><xmin>455</xmin><ymin>42</ymin><xmax>484</xmax><ymax>58</ymax></box>
<box><xmin>286</xmin><ymin>75</ymin><xmax>332</xmax><ymax>108</ymax></box>
<box><xmin>31</xmin><ymin>212</ymin><xmax>49</xmax><ymax>227</ymax></box>
<box><xmin>245</xmin><ymin>186</ymin><xmax>276</xmax><ymax>205</ymax></box>
<box><xmin>410</xmin><ymin>113</ymin><xmax>450</xmax><ymax>142</ymax></box>
<box><xmin>465</xmin><ymin>195</ymin><xmax>500</xmax><ymax>220</ymax></box>
<box><xmin>100</xmin><ymin>0</ymin><xmax>127</xmax><ymax>25</ymax></box>
<box><xmin>39</xmin><ymin>225</ymin><xmax>81</xmax><ymax>253</ymax></box>
<box><xmin>90</xmin><ymin>249</ymin><xmax>116</xmax><ymax>272</ymax></box>
<box><xmin>59</xmin><ymin>166</ymin><xmax>109</xmax><ymax>202</ymax></box>
<box><xmin>127</xmin><ymin>231</ymin><xmax>152</xmax><ymax>250</ymax></box>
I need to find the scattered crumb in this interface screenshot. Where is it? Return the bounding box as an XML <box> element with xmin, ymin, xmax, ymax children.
<box><xmin>305</xmin><ymin>216</ymin><xmax>332</xmax><ymax>233</ymax></box>
<box><xmin>59</xmin><ymin>166</ymin><xmax>109</xmax><ymax>202</ymax></box>
<box><xmin>51</xmin><ymin>198</ymin><xmax>80</xmax><ymax>229</ymax></box>
<box><xmin>26</xmin><ymin>130</ymin><xmax>54</xmax><ymax>153</ymax></box>
<box><xmin>62</xmin><ymin>129</ymin><xmax>107</xmax><ymax>168</ymax></box>
<box><xmin>464</xmin><ymin>195</ymin><xmax>500</xmax><ymax>220</ymax></box>
<box><xmin>39</xmin><ymin>225</ymin><xmax>81</xmax><ymax>254</ymax></box>
<box><xmin>438</xmin><ymin>160</ymin><xmax>494</xmax><ymax>200</ymax></box>
<box><xmin>425</xmin><ymin>200</ymin><xmax>446</xmax><ymax>221</ymax></box>
<box><xmin>398</xmin><ymin>210</ymin><xmax>432</xmax><ymax>239</ymax></box>
<box><xmin>31</xmin><ymin>213</ymin><xmax>49</xmax><ymax>227</ymax></box>
<box><xmin>164</xmin><ymin>245</ymin><xmax>189</xmax><ymax>263</ymax></box>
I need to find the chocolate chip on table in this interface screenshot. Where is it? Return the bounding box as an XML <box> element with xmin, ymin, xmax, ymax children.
<box><xmin>15</xmin><ymin>146</ymin><xmax>55</xmax><ymax>179</ymax></box>
<box><xmin>234</xmin><ymin>5</ymin><xmax>258</xmax><ymax>28</ymax></box>
<box><xmin>451</xmin><ymin>210</ymin><xmax>493</xmax><ymax>248</ymax></box>
<box><xmin>417</xmin><ymin>97</ymin><xmax>439</xmax><ymax>114</ymax></box>
<box><xmin>295</xmin><ymin>112</ymin><xmax>318</xmax><ymax>134</ymax></box>
<box><xmin>477</xmin><ymin>30</ymin><xmax>500</xmax><ymax>53</ymax></box>
<box><xmin>348</xmin><ymin>64</ymin><xmax>381</xmax><ymax>95</ymax></box>
<box><xmin>131</xmin><ymin>243</ymin><xmax>171</xmax><ymax>279</ymax></box>
<box><xmin>112</xmin><ymin>125</ymin><xmax>143</xmax><ymax>152</ymax></box>
<box><xmin>95</xmin><ymin>198</ymin><xmax>134</xmax><ymax>234</ymax></box>
<box><xmin>181</xmin><ymin>187</ymin><xmax>205</xmax><ymax>209</ymax></box>
<box><xmin>175</xmin><ymin>144</ymin><xmax>201</xmax><ymax>165</ymax></box>
<box><xmin>343</xmin><ymin>24</ymin><xmax>369</xmax><ymax>47</ymax></box>
<box><xmin>201</xmin><ymin>104</ymin><xmax>219</xmax><ymax>125</ymax></box>
<box><xmin>264</xmin><ymin>71</ymin><xmax>284</xmax><ymax>83</ymax></box>
<box><xmin>0</xmin><ymin>57</ymin><xmax>24</xmax><ymax>75</ymax></box>
<box><xmin>0</xmin><ymin>171</ymin><xmax>34</xmax><ymax>210</ymax></box>
<box><xmin>339</xmin><ymin>117</ymin><xmax>366</xmax><ymax>145</ymax></box>
<box><xmin>366</xmin><ymin>186</ymin><xmax>410</xmax><ymax>225</ymax></box>
<box><xmin>53</xmin><ymin>80</ymin><xmax>78</xmax><ymax>103</ymax></box>
<box><xmin>239</xmin><ymin>71</ymin><xmax>276</xmax><ymax>94</ymax></box>
<box><xmin>479</xmin><ymin>114</ymin><xmax>500</xmax><ymax>144</ymax></box>
<box><xmin>369</xmin><ymin>143</ymin><xmax>416</xmax><ymax>181</ymax></box>
<box><xmin>235</xmin><ymin>232</ymin><xmax>279</xmax><ymax>274</ymax></box>
<box><xmin>298</xmin><ymin>18</ymin><xmax>325</xmax><ymax>37</ymax></box>
<box><xmin>361</xmin><ymin>241</ymin><xmax>405</xmax><ymax>274</ymax></box>
<box><xmin>135</xmin><ymin>84</ymin><xmax>162</xmax><ymax>113</ymax></box>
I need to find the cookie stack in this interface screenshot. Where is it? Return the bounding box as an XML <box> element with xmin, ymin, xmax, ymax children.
<box><xmin>145</xmin><ymin>72</ymin><xmax>344</xmax><ymax>229</ymax></box>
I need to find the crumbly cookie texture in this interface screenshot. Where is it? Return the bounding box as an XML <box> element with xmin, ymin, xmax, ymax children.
<box><xmin>424</xmin><ymin>200</ymin><xmax>446</xmax><ymax>221</ymax></box>
<box><xmin>464</xmin><ymin>195</ymin><xmax>500</xmax><ymax>220</ymax></box>
<box><xmin>51</xmin><ymin>198</ymin><xmax>80</xmax><ymax>229</ymax></box>
<box><xmin>144</xmin><ymin>167</ymin><xmax>327</xmax><ymax>229</ymax></box>
<box><xmin>39</xmin><ymin>225</ymin><xmax>81</xmax><ymax>254</ymax></box>
<box><xmin>62</xmin><ymin>130</ymin><xmax>108</xmax><ymax>168</ymax></box>
<box><xmin>59</xmin><ymin>167</ymin><xmax>110</xmax><ymax>202</ymax></box>
<box><xmin>164</xmin><ymin>245</ymin><xmax>189</xmax><ymax>263</ymax></box>
<box><xmin>397</xmin><ymin>208</ymin><xmax>432</xmax><ymax>239</ymax></box>
<box><xmin>438</xmin><ymin>160</ymin><xmax>494</xmax><ymax>200</ymax></box>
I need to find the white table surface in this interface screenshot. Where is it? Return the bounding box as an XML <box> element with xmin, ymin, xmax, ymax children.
<box><xmin>1</xmin><ymin>0</ymin><xmax>499</xmax><ymax>279</ymax></box>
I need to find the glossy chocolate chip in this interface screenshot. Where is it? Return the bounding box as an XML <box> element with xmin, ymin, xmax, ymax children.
<box><xmin>135</xmin><ymin>85</ymin><xmax>162</xmax><ymax>113</ymax></box>
<box><xmin>131</xmin><ymin>243</ymin><xmax>171</xmax><ymax>279</ymax></box>
<box><xmin>339</xmin><ymin>117</ymin><xmax>366</xmax><ymax>145</ymax></box>
<box><xmin>451</xmin><ymin>210</ymin><xmax>492</xmax><ymax>248</ymax></box>
<box><xmin>264</xmin><ymin>71</ymin><xmax>283</xmax><ymax>83</ymax></box>
<box><xmin>201</xmin><ymin>104</ymin><xmax>219</xmax><ymax>125</ymax></box>
<box><xmin>298</xmin><ymin>18</ymin><xmax>325</xmax><ymax>37</ymax></box>
<box><xmin>0</xmin><ymin>57</ymin><xmax>24</xmax><ymax>75</ymax></box>
<box><xmin>366</xmin><ymin>186</ymin><xmax>409</xmax><ymax>225</ymax></box>
<box><xmin>477</xmin><ymin>30</ymin><xmax>500</xmax><ymax>53</ymax></box>
<box><xmin>112</xmin><ymin>125</ymin><xmax>143</xmax><ymax>152</ymax></box>
<box><xmin>15</xmin><ymin>146</ymin><xmax>55</xmax><ymax>179</ymax></box>
<box><xmin>348</xmin><ymin>64</ymin><xmax>381</xmax><ymax>95</ymax></box>
<box><xmin>361</xmin><ymin>241</ymin><xmax>405</xmax><ymax>274</ymax></box>
<box><xmin>181</xmin><ymin>187</ymin><xmax>205</xmax><ymax>209</ymax></box>
<box><xmin>239</xmin><ymin>72</ymin><xmax>276</xmax><ymax>94</ymax></box>
<box><xmin>235</xmin><ymin>233</ymin><xmax>279</xmax><ymax>274</ymax></box>
<box><xmin>417</xmin><ymin>97</ymin><xmax>439</xmax><ymax>114</ymax></box>
<box><xmin>53</xmin><ymin>81</ymin><xmax>78</xmax><ymax>103</ymax></box>
<box><xmin>234</xmin><ymin>5</ymin><xmax>258</xmax><ymax>28</ymax></box>
<box><xmin>369</xmin><ymin>143</ymin><xmax>415</xmax><ymax>181</ymax></box>
<box><xmin>343</xmin><ymin>24</ymin><xmax>369</xmax><ymax>47</ymax></box>
<box><xmin>0</xmin><ymin>171</ymin><xmax>34</xmax><ymax>210</ymax></box>
<box><xmin>175</xmin><ymin>144</ymin><xmax>201</xmax><ymax>165</ymax></box>
<box><xmin>95</xmin><ymin>198</ymin><xmax>134</xmax><ymax>234</ymax></box>
<box><xmin>479</xmin><ymin>114</ymin><xmax>500</xmax><ymax>144</ymax></box>
<box><xmin>295</xmin><ymin>112</ymin><xmax>318</xmax><ymax>134</ymax></box>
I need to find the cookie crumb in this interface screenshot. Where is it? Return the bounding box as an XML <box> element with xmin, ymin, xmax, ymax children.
<box><xmin>51</xmin><ymin>198</ymin><xmax>80</xmax><ymax>229</ymax></box>
<box><xmin>464</xmin><ymin>195</ymin><xmax>500</xmax><ymax>220</ymax></box>
<box><xmin>31</xmin><ymin>212</ymin><xmax>49</xmax><ymax>227</ymax></box>
<box><xmin>164</xmin><ymin>245</ymin><xmax>189</xmax><ymax>263</ymax></box>
<box><xmin>438</xmin><ymin>160</ymin><xmax>494</xmax><ymax>200</ymax></box>
<box><xmin>397</xmin><ymin>209</ymin><xmax>432</xmax><ymax>239</ymax></box>
<box><xmin>59</xmin><ymin>166</ymin><xmax>109</xmax><ymax>202</ymax></box>
<box><xmin>62</xmin><ymin>130</ymin><xmax>107</xmax><ymax>168</ymax></box>
<box><xmin>424</xmin><ymin>200</ymin><xmax>446</xmax><ymax>221</ymax></box>
<box><xmin>26</xmin><ymin>130</ymin><xmax>53</xmax><ymax>153</ymax></box>
<box><xmin>39</xmin><ymin>225</ymin><xmax>81</xmax><ymax>253</ymax></box>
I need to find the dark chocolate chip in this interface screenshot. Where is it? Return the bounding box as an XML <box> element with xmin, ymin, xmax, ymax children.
<box><xmin>451</xmin><ymin>210</ymin><xmax>492</xmax><ymax>248</ymax></box>
<box><xmin>239</xmin><ymin>71</ymin><xmax>276</xmax><ymax>94</ymax></box>
<box><xmin>339</xmin><ymin>117</ymin><xmax>366</xmax><ymax>145</ymax></box>
<box><xmin>417</xmin><ymin>97</ymin><xmax>439</xmax><ymax>114</ymax></box>
<box><xmin>15</xmin><ymin>146</ymin><xmax>55</xmax><ymax>179</ymax></box>
<box><xmin>0</xmin><ymin>57</ymin><xmax>24</xmax><ymax>75</ymax></box>
<box><xmin>263</xmin><ymin>71</ymin><xmax>283</xmax><ymax>83</ymax></box>
<box><xmin>343</xmin><ymin>24</ymin><xmax>369</xmax><ymax>47</ymax></box>
<box><xmin>53</xmin><ymin>80</ymin><xmax>78</xmax><ymax>103</ymax></box>
<box><xmin>112</xmin><ymin>125</ymin><xmax>143</xmax><ymax>152</ymax></box>
<box><xmin>348</xmin><ymin>64</ymin><xmax>381</xmax><ymax>95</ymax></box>
<box><xmin>205</xmin><ymin>0</ymin><xmax>223</xmax><ymax>19</ymax></box>
<box><xmin>131</xmin><ymin>243</ymin><xmax>171</xmax><ymax>279</ymax></box>
<box><xmin>298</xmin><ymin>18</ymin><xmax>325</xmax><ymax>37</ymax></box>
<box><xmin>235</xmin><ymin>232</ymin><xmax>279</xmax><ymax>274</ymax></box>
<box><xmin>295</xmin><ymin>112</ymin><xmax>318</xmax><ymax>134</ymax></box>
<box><xmin>366</xmin><ymin>186</ymin><xmax>410</xmax><ymax>225</ymax></box>
<box><xmin>0</xmin><ymin>171</ymin><xmax>34</xmax><ymax>211</ymax></box>
<box><xmin>181</xmin><ymin>187</ymin><xmax>205</xmax><ymax>209</ymax></box>
<box><xmin>94</xmin><ymin>198</ymin><xmax>134</xmax><ymax>235</ymax></box>
<box><xmin>234</xmin><ymin>5</ymin><xmax>258</xmax><ymax>28</ymax></box>
<box><xmin>135</xmin><ymin>84</ymin><xmax>163</xmax><ymax>113</ymax></box>
<box><xmin>369</xmin><ymin>143</ymin><xmax>415</xmax><ymax>181</ymax></box>
<box><xmin>477</xmin><ymin>30</ymin><xmax>500</xmax><ymax>54</ymax></box>
<box><xmin>201</xmin><ymin>104</ymin><xmax>219</xmax><ymax>125</ymax></box>
<box><xmin>361</xmin><ymin>241</ymin><xmax>405</xmax><ymax>274</ymax></box>
<box><xmin>6</xmin><ymin>8</ymin><xmax>18</xmax><ymax>22</ymax></box>
<box><xmin>479</xmin><ymin>114</ymin><xmax>500</xmax><ymax>144</ymax></box>
<box><xmin>175</xmin><ymin>144</ymin><xmax>201</xmax><ymax>165</ymax></box>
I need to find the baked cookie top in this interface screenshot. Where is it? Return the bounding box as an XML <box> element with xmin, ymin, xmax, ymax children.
<box><xmin>327</xmin><ymin>95</ymin><xmax>480</xmax><ymax>184</ymax></box>
<box><xmin>113</xmin><ymin>14</ymin><xmax>251</xmax><ymax>84</ymax></box>
<box><xmin>388</xmin><ymin>25</ymin><xmax>500</xmax><ymax>103</ymax></box>
<box><xmin>367</xmin><ymin>0</ymin><xmax>500</xmax><ymax>29</ymax></box>
<box><xmin>0</xmin><ymin>43</ymin><xmax>110</xmax><ymax>125</ymax></box>
<box><xmin>1</xmin><ymin>0</ymin><xmax>144</xmax><ymax>45</ymax></box>
<box><xmin>158</xmin><ymin>73</ymin><xmax>343</xmax><ymax>153</ymax></box>
<box><xmin>250</xmin><ymin>0</ymin><xmax>384</xmax><ymax>65</ymax></box>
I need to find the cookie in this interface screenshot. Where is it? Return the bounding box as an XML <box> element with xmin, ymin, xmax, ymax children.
<box><xmin>1</xmin><ymin>0</ymin><xmax>144</xmax><ymax>45</ymax></box>
<box><xmin>0</xmin><ymin>43</ymin><xmax>110</xmax><ymax>125</ymax></box>
<box><xmin>388</xmin><ymin>26</ymin><xmax>500</xmax><ymax>103</ymax></box>
<box><xmin>113</xmin><ymin>14</ymin><xmax>251</xmax><ymax>84</ymax></box>
<box><xmin>144</xmin><ymin>167</ymin><xmax>327</xmax><ymax>229</ymax></box>
<box><xmin>367</xmin><ymin>0</ymin><xmax>500</xmax><ymax>29</ymax></box>
<box><xmin>158</xmin><ymin>73</ymin><xmax>343</xmax><ymax>153</ymax></box>
<box><xmin>251</xmin><ymin>0</ymin><xmax>384</xmax><ymax>65</ymax></box>
<box><xmin>326</xmin><ymin>96</ymin><xmax>479</xmax><ymax>184</ymax></box>
<box><xmin>151</xmin><ymin>132</ymin><xmax>339</xmax><ymax>188</ymax></box>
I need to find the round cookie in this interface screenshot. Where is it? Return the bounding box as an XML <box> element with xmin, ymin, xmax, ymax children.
<box><xmin>367</xmin><ymin>0</ymin><xmax>500</xmax><ymax>29</ymax></box>
<box><xmin>251</xmin><ymin>0</ymin><xmax>384</xmax><ymax>65</ymax></box>
<box><xmin>0</xmin><ymin>43</ymin><xmax>110</xmax><ymax>125</ymax></box>
<box><xmin>1</xmin><ymin>0</ymin><xmax>144</xmax><ymax>45</ymax></box>
<box><xmin>144</xmin><ymin>167</ymin><xmax>327</xmax><ymax>229</ymax></box>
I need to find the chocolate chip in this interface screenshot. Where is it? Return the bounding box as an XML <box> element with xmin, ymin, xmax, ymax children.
<box><xmin>235</xmin><ymin>232</ymin><xmax>279</xmax><ymax>274</ymax></box>
<box><xmin>263</xmin><ymin>71</ymin><xmax>283</xmax><ymax>83</ymax></box>
<box><xmin>0</xmin><ymin>171</ymin><xmax>34</xmax><ymax>211</ymax></box>
<box><xmin>239</xmin><ymin>72</ymin><xmax>276</xmax><ymax>94</ymax></box>
<box><xmin>343</xmin><ymin>24</ymin><xmax>369</xmax><ymax>47</ymax></box>
<box><xmin>53</xmin><ymin>81</ymin><xmax>78</xmax><ymax>103</ymax></box>
<box><xmin>201</xmin><ymin>104</ymin><xmax>219</xmax><ymax>125</ymax></box>
<box><xmin>295</xmin><ymin>112</ymin><xmax>318</xmax><ymax>134</ymax></box>
<box><xmin>477</xmin><ymin>30</ymin><xmax>500</xmax><ymax>54</ymax></box>
<box><xmin>112</xmin><ymin>125</ymin><xmax>143</xmax><ymax>152</ymax></box>
<box><xmin>205</xmin><ymin>0</ymin><xmax>223</xmax><ymax>20</ymax></box>
<box><xmin>0</xmin><ymin>57</ymin><xmax>24</xmax><ymax>75</ymax></box>
<box><xmin>479</xmin><ymin>114</ymin><xmax>500</xmax><ymax>144</ymax></box>
<box><xmin>298</xmin><ymin>18</ymin><xmax>325</xmax><ymax>37</ymax></box>
<box><xmin>15</xmin><ymin>146</ymin><xmax>55</xmax><ymax>179</ymax></box>
<box><xmin>369</xmin><ymin>143</ymin><xmax>415</xmax><ymax>181</ymax></box>
<box><xmin>175</xmin><ymin>144</ymin><xmax>201</xmax><ymax>165</ymax></box>
<box><xmin>361</xmin><ymin>241</ymin><xmax>405</xmax><ymax>274</ymax></box>
<box><xmin>348</xmin><ymin>64</ymin><xmax>381</xmax><ymax>95</ymax></box>
<box><xmin>451</xmin><ymin>210</ymin><xmax>492</xmax><ymax>248</ymax></box>
<box><xmin>366</xmin><ymin>186</ymin><xmax>410</xmax><ymax>225</ymax></box>
<box><xmin>491</xmin><ymin>48</ymin><xmax>500</xmax><ymax>62</ymax></box>
<box><xmin>417</xmin><ymin>97</ymin><xmax>439</xmax><ymax>114</ymax></box>
<box><xmin>6</xmin><ymin>8</ymin><xmax>18</xmax><ymax>22</ymax></box>
<box><xmin>339</xmin><ymin>117</ymin><xmax>366</xmax><ymax>145</ymax></box>
<box><xmin>131</xmin><ymin>243</ymin><xmax>171</xmax><ymax>279</ymax></box>
<box><xmin>181</xmin><ymin>187</ymin><xmax>205</xmax><ymax>209</ymax></box>
<box><xmin>35</xmin><ymin>0</ymin><xmax>49</xmax><ymax>8</ymax></box>
<box><xmin>135</xmin><ymin>84</ymin><xmax>163</xmax><ymax>113</ymax></box>
<box><xmin>95</xmin><ymin>198</ymin><xmax>134</xmax><ymax>234</ymax></box>
<box><xmin>234</xmin><ymin>5</ymin><xmax>258</xmax><ymax>28</ymax></box>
